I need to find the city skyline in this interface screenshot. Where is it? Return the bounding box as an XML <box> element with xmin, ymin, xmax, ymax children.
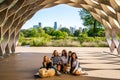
<box><xmin>22</xmin><ymin>4</ymin><xmax>84</xmax><ymax>29</ymax></box>
<box><xmin>31</xmin><ymin>21</ymin><xmax>82</xmax><ymax>34</ymax></box>
<box><xmin>32</xmin><ymin>21</ymin><xmax>80</xmax><ymax>29</ymax></box>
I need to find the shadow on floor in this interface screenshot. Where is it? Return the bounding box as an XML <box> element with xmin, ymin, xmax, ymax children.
<box><xmin>0</xmin><ymin>52</ymin><xmax>120</xmax><ymax>80</ymax></box>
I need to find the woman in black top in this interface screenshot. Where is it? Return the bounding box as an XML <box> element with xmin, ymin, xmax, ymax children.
<box><xmin>42</xmin><ymin>56</ymin><xmax>52</xmax><ymax>69</ymax></box>
<box><xmin>40</xmin><ymin>56</ymin><xmax>61</xmax><ymax>75</ymax></box>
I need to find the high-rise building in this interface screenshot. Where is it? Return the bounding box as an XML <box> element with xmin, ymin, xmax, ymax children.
<box><xmin>33</xmin><ymin>25</ymin><xmax>39</xmax><ymax>28</ymax></box>
<box><xmin>70</xmin><ymin>26</ymin><xmax>75</xmax><ymax>34</ymax></box>
<box><xmin>79</xmin><ymin>27</ymin><xmax>82</xmax><ymax>32</ymax></box>
<box><xmin>38</xmin><ymin>22</ymin><xmax>42</xmax><ymax>27</ymax></box>
<box><xmin>33</xmin><ymin>22</ymin><xmax>42</xmax><ymax>28</ymax></box>
<box><xmin>58</xmin><ymin>24</ymin><xmax>62</xmax><ymax>29</ymax></box>
<box><xmin>54</xmin><ymin>22</ymin><xmax>57</xmax><ymax>30</ymax></box>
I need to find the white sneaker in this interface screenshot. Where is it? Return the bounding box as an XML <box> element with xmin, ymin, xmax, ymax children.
<box><xmin>56</xmin><ymin>71</ymin><xmax>61</xmax><ymax>76</ymax></box>
<box><xmin>81</xmin><ymin>70</ymin><xmax>88</xmax><ymax>75</ymax></box>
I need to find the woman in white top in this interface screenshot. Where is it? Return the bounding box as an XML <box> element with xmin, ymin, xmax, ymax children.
<box><xmin>70</xmin><ymin>52</ymin><xmax>87</xmax><ymax>75</ymax></box>
<box><xmin>61</xmin><ymin>49</ymin><xmax>68</xmax><ymax>71</ymax></box>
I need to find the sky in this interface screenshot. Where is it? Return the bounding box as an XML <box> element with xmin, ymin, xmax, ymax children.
<box><xmin>22</xmin><ymin>4</ymin><xmax>84</xmax><ymax>29</ymax></box>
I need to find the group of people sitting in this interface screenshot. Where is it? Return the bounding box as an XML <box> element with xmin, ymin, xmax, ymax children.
<box><xmin>37</xmin><ymin>49</ymin><xmax>87</xmax><ymax>78</ymax></box>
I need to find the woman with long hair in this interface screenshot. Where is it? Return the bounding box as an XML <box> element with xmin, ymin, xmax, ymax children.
<box><xmin>40</xmin><ymin>56</ymin><xmax>61</xmax><ymax>76</ymax></box>
<box><xmin>61</xmin><ymin>49</ymin><xmax>68</xmax><ymax>64</ymax></box>
<box><xmin>51</xmin><ymin>50</ymin><xmax>61</xmax><ymax>71</ymax></box>
<box><xmin>68</xmin><ymin>51</ymin><xmax>72</xmax><ymax>64</ymax></box>
<box><xmin>70</xmin><ymin>52</ymin><xmax>87</xmax><ymax>75</ymax></box>
<box><xmin>61</xmin><ymin>49</ymin><xmax>69</xmax><ymax>72</ymax></box>
<box><xmin>42</xmin><ymin>56</ymin><xmax>52</xmax><ymax>69</ymax></box>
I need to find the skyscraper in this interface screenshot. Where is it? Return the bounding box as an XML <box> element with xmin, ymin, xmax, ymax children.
<box><xmin>38</xmin><ymin>22</ymin><xmax>42</xmax><ymax>27</ymax></box>
<box><xmin>79</xmin><ymin>27</ymin><xmax>82</xmax><ymax>32</ymax></box>
<box><xmin>33</xmin><ymin>25</ymin><xmax>39</xmax><ymax>28</ymax></box>
<box><xmin>54</xmin><ymin>22</ymin><xmax>57</xmax><ymax>30</ymax></box>
<box><xmin>33</xmin><ymin>22</ymin><xmax>42</xmax><ymax>28</ymax></box>
<box><xmin>70</xmin><ymin>26</ymin><xmax>75</xmax><ymax>34</ymax></box>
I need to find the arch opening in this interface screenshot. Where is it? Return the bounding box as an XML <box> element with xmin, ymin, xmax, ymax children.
<box><xmin>0</xmin><ymin>0</ymin><xmax>120</xmax><ymax>56</ymax></box>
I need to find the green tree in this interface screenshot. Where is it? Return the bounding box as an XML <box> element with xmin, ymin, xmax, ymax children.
<box><xmin>52</xmin><ymin>30</ymin><xmax>68</xmax><ymax>39</ymax></box>
<box><xmin>60</xmin><ymin>27</ymin><xmax>70</xmax><ymax>35</ymax></box>
<box><xmin>31</xmin><ymin>28</ymin><xmax>38</xmax><ymax>37</ymax></box>
<box><xmin>79</xmin><ymin>9</ymin><xmax>103</xmax><ymax>37</ymax></box>
<box><xmin>82</xmin><ymin>28</ymin><xmax>88</xmax><ymax>34</ymax></box>
<box><xmin>37</xmin><ymin>28</ymin><xmax>45</xmax><ymax>37</ymax></box>
<box><xmin>19</xmin><ymin>32</ymin><xmax>24</xmax><ymax>43</ymax></box>
<box><xmin>78</xmin><ymin>33</ymin><xmax>88</xmax><ymax>43</ymax></box>
<box><xmin>21</xmin><ymin>28</ymin><xmax>38</xmax><ymax>37</ymax></box>
<box><xmin>62</xmin><ymin>32</ymin><xmax>68</xmax><ymax>39</ymax></box>
<box><xmin>20</xmin><ymin>29</ymin><xmax>29</xmax><ymax>37</ymax></box>
<box><xmin>97</xmin><ymin>29</ymin><xmax>105</xmax><ymax>37</ymax></box>
<box><xmin>74</xmin><ymin>29</ymin><xmax>81</xmax><ymax>37</ymax></box>
<box><xmin>43</xmin><ymin>27</ymin><xmax>54</xmax><ymax>35</ymax></box>
<box><xmin>87</xmin><ymin>27</ymin><xmax>105</xmax><ymax>37</ymax></box>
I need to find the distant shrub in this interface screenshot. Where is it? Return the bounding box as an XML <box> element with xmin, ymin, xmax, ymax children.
<box><xmin>97</xmin><ymin>41</ymin><xmax>109</xmax><ymax>47</ymax></box>
<box><xmin>30</xmin><ymin>37</ymin><xmax>49</xmax><ymax>46</ymax></box>
<box><xmin>18</xmin><ymin>33</ymin><xmax>108</xmax><ymax>47</ymax></box>
<box><xmin>81</xmin><ymin>42</ymin><xmax>97</xmax><ymax>47</ymax></box>
<box><xmin>18</xmin><ymin>38</ymin><xmax>30</xmax><ymax>46</ymax></box>
<box><xmin>81</xmin><ymin>41</ymin><xmax>108</xmax><ymax>47</ymax></box>
<box><xmin>46</xmin><ymin>39</ymin><xmax>80</xmax><ymax>47</ymax></box>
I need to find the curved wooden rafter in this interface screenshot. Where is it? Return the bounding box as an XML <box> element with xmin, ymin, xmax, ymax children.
<box><xmin>0</xmin><ymin>0</ymin><xmax>120</xmax><ymax>56</ymax></box>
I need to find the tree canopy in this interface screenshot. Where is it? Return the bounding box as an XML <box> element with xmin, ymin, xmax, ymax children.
<box><xmin>43</xmin><ymin>27</ymin><xmax>54</xmax><ymax>35</ymax></box>
<box><xmin>74</xmin><ymin>29</ymin><xmax>81</xmax><ymax>37</ymax></box>
<box><xmin>59</xmin><ymin>27</ymin><xmax>70</xmax><ymax>35</ymax></box>
<box><xmin>79</xmin><ymin>8</ymin><xmax>103</xmax><ymax>37</ymax></box>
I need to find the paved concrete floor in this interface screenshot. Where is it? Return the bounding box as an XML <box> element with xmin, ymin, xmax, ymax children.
<box><xmin>0</xmin><ymin>47</ymin><xmax>120</xmax><ymax>80</ymax></box>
